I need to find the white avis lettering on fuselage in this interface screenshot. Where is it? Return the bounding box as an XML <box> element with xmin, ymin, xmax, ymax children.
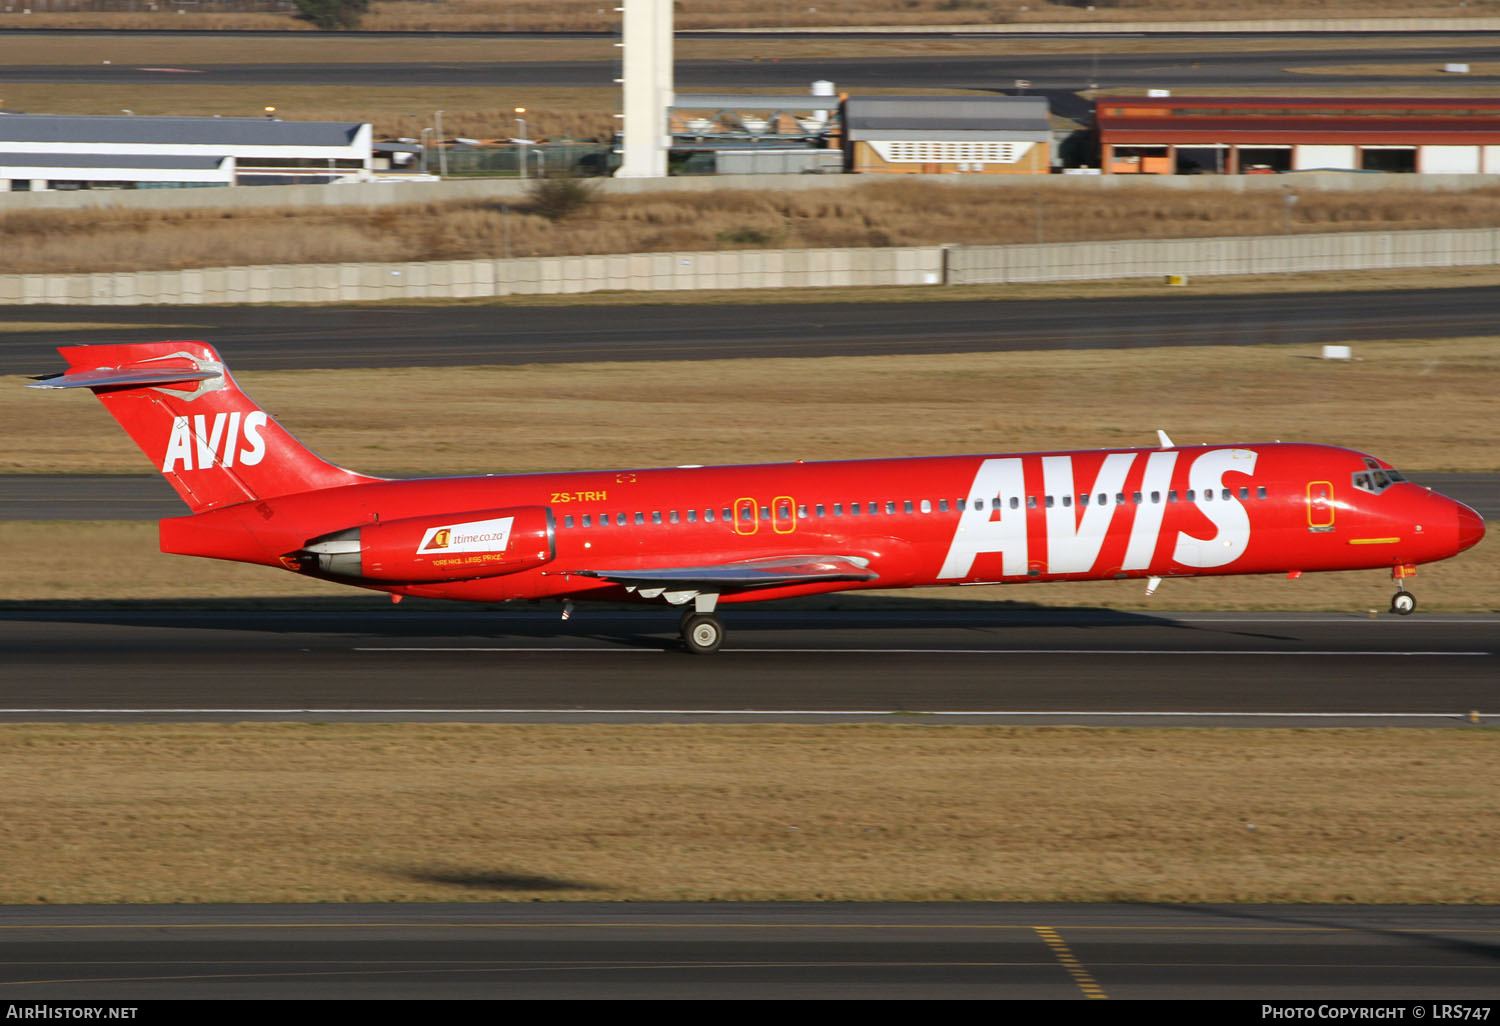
<box><xmin>161</xmin><ymin>411</ymin><xmax>267</xmax><ymax>472</ymax></box>
<box><xmin>938</xmin><ymin>447</ymin><xmax>1258</xmax><ymax>579</ymax></box>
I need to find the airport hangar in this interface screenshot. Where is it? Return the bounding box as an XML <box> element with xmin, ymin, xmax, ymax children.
<box><xmin>1097</xmin><ymin>95</ymin><xmax>1500</xmax><ymax>176</ymax></box>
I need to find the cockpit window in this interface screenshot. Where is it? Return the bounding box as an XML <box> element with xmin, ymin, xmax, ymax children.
<box><xmin>1351</xmin><ymin>457</ymin><xmax>1406</xmax><ymax>495</ymax></box>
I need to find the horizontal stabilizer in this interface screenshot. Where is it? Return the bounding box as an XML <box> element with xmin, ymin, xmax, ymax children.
<box><xmin>29</xmin><ymin>366</ymin><xmax>221</xmax><ymax>391</ymax></box>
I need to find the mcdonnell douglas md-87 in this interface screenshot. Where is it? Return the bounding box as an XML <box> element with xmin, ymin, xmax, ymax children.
<box><xmin>32</xmin><ymin>342</ymin><xmax>1485</xmax><ymax>654</ymax></box>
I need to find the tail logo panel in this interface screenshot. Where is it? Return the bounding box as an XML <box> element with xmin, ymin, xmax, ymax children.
<box><xmin>142</xmin><ymin>352</ymin><xmax>227</xmax><ymax>402</ymax></box>
<box><xmin>161</xmin><ymin>411</ymin><xmax>268</xmax><ymax>472</ymax></box>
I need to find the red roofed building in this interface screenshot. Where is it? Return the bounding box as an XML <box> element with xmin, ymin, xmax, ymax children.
<box><xmin>1095</xmin><ymin>96</ymin><xmax>1500</xmax><ymax>175</ymax></box>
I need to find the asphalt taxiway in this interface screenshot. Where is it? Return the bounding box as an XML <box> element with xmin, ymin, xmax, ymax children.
<box><xmin>5</xmin><ymin>287</ymin><xmax>1500</xmax><ymax>373</ymax></box>
<box><xmin>1</xmin><ymin>902</ymin><xmax>1495</xmax><ymax>999</ymax></box>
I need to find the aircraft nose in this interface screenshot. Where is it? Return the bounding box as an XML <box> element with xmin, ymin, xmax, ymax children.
<box><xmin>1456</xmin><ymin>502</ymin><xmax>1485</xmax><ymax>553</ymax></box>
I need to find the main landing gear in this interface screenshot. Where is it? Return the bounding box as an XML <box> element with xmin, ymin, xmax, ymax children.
<box><xmin>1390</xmin><ymin>563</ymin><xmax>1417</xmax><ymax>616</ymax></box>
<box><xmin>680</xmin><ymin>611</ymin><xmax>724</xmax><ymax>655</ymax></box>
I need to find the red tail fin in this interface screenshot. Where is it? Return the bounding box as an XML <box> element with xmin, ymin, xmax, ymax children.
<box><xmin>34</xmin><ymin>341</ymin><xmax>376</xmax><ymax>512</ymax></box>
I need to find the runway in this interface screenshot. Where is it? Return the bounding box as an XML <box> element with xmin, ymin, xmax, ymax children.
<box><xmin>3</xmin><ymin>46</ymin><xmax>1500</xmax><ymax>91</ymax></box>
<box><xmin>0</xmin><ymin>608</ymin><xmax>1493</xmax><ymax>723</ymax></box>
<box><xmin>5</xmin><ymin>286</ymin><xmax>1500</xmax><ymax>374</ymax></box>
<box><xmin>1</xmin><ymin>902</ymin><xmax>1494</xmax><ymax>999</ymax></box>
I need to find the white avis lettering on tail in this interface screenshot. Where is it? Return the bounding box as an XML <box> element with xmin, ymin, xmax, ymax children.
<box><xmin>161</xmin><ymin>411</ymin><xmax>267</xmax><ymax>472</ymax></box>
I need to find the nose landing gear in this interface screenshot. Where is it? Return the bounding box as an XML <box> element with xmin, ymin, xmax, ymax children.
<box><xmin>1390</xmin><ymin>564</ymin><xmax>1417</xmax><ymax>616</ymax></box>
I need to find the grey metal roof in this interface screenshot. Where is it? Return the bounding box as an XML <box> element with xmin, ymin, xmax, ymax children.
<box><xmin>673</xmin><ymin>93</ymin><xmax>841</xmax><ymax>110</ymax></box>
<box><xmin>845</xmin><ymin>95</ymin><xmax>1050</xmax><ymax>136</ymax></box>
<box><xmin>854</xmin><ymin>128</ymin><xmax>1052</xmax><ymax>143</ymax></box>
<box><xmin>0</xmin><ymin>114</ymin><xmax>363</xmax><ymax>147</ymax></box>
<box><xmin>0</xmin><ymin>153</ymin><xmax>227</xmax><ymax>169</ymax></box>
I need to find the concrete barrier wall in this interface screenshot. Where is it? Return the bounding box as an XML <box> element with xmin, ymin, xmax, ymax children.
<box><xmin>0</xmin><ymin>246</ymin><xmax>946</xmax><ymax>306</ymax></box>
<box><xmin>0</xmin><ymin>229</ymin><xmax>1492</xmax><ymax>306</ymax></box>
<box><xmin>946</xmin><ymin>228</ymin><xmax>1500</xmax><ymax>284</ymax></box>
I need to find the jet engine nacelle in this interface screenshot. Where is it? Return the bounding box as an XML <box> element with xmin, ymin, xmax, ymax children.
<box><xmin>288</xmin><ymin>505</ymin><xmax>555</xmax><ymax>583</ymax></box>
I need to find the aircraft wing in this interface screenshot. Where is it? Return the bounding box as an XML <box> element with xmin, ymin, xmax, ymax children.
<box><xmin>559</xmin><ymin>554</ymin><xmax>876</xmax><ymax>603</ymax></box>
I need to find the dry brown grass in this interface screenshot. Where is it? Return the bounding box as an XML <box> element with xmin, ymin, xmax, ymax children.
<box><xmin>10</xmin><ymin>182</ymin><xmax>1500</xmax><ymax>274</ymax></box>
<box><xmin>0</xmin><ymin>83</ymin><xmax>625</xmax><ymax>143</ymax></box>
<box><xmin>8</xmin><ymin>339</ymin><xmax>1496</xmax><ymax>477</ymax></box>
<box><xmin>0</xmin><ymin>724</ymin><xmax>1494</xmax><ymax>905</ymax></box>
<box><xmin>2</xmin><ymin>0</ymin><xmax>1494</xmax><ymax>33</ymax></box>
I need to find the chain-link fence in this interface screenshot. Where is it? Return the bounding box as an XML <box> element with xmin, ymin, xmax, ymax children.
<box><xmin>435</xmin><ymin>142</ymin><xmax>617</xmax><ymax>178</ymax></box>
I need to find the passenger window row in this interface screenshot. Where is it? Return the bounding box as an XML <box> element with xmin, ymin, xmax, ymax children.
<box><xmin>557</xmin><ymin>486</ymin><xmax>1268</xmax><ymax>529</ymax></box>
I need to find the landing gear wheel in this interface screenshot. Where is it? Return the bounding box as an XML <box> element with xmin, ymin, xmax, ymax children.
<box><xmin>680</xmin><ymin>612</ymin><xmax>724</xmax><ymax>655</ymax></box>
<box><xmin>1391</xmin><ymin>591</ymin><xmax>1416</xmax><ymax>616</ymax></box>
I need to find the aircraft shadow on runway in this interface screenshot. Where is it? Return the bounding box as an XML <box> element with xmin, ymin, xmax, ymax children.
<box><xmin>1153</xmin><ymin>902</ymin><xmax>1500</xmax><ymax>965</ymax></box>
<box><xmin>0</xmin><ymin>595</ymin><xmax>1298</xmax><ymax>645</ymax></box>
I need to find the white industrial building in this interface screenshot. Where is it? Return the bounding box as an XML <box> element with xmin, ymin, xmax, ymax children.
<box><xmin>0</xmin><ymin>113</ymin><xmax>373</xmax><ymax>191</ymax></box>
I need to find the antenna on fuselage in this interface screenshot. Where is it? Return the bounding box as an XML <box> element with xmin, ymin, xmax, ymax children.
<box><xmin>1156</xmin><ymin>429</ymin><xmax>1175</xmax><ymax>448</ymax></box>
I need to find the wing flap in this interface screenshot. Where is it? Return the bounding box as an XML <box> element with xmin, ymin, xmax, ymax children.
<box><xmin>561</xmin><ymin>554</ymin><xmax>877</xmax><ymax>596</ymax></box>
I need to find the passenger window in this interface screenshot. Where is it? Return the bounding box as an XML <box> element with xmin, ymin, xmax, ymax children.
<box><xmin>975</xmin><ymin>499</ymin><xmax>984</xmax><ymax>511</ymax></box>
<box><xmin>652</xmin><ymin>511</ymin><xmax>662</xmax><ymax>524</ymax></box>
<box><xmin>1258</xmin><ymin>486</ymin><xmax>1267</xmax><ymax>499</ymax></box>
<box><xmin>635</xmin><ymin>512</ymin><xmax>645</xmax><ymax>525</ymax></box>
<box><xmin>1027</xmin><ymin>496</ymin><xmax>1037</xmax><ymax>509</ymax></box>
<box><xmin>797</xmin><ymin>505</ymin><xmax>808</xmax><ymax>518</ymax></box>
<box><xmin>1062</xmin><ymin>495</ymin><xmax>1072</xmax><ymax>508</ymax></box>
<box><xmin>688</xmin><ymin>510</ymin><xmax>697</xmax><ymax>523</ymax></box>
<box><xmin>1116</xmin><ymin>492</ymin><xmax>1126</xmax><ymax>505</ymax></box>
<box><xmin>991</xmin><ymin>497</ymin><xmax>1002</xmax><ymax>510</ymax></box>
<box><xmin>868</xmin><ymin>502</ymin><xmax>879</xmax><ymax>515</ymax></box>
<box><xmin>760</xmin><ymin>506</ymin><xmax>770</xmax><ymax>521</ymax></box>
<box><xmin>1185</xmin><ymin>490</ymin><xmax>1195</xmax><ymax>502</ymax></box>
<box><xmin>582</xmin><ymin>514</ymin><xmax>592</xmax><ymax>527</ymax></box>
<box><xmin>904</xmin><ymin>500</ymin><xmax>914</xmax><ymax>514</ymax></box>
<box><xmin>722</xmin><ymin>507</ymin><xmax>731</xmax><ymax>521</ymax></box>
<box><xmin>1009</xmin><ymin>496</ymin><xmax>1019</xmax><ymax>510</ymax></box>
<box><xmin>816</xmin><ymin>504</ymin><xmax>826</xmax><ymax>517</ymax></box>
<box><xmin>1133</xmin><ymin>491</ymin><xmax>1142</xmax><ymax>504</ymax></box>
<box><xmin>619</xmin><ymin>513</ymin><xmax>629</xmax><ymax>526</ymax></box>
<box><xmin>849</xmin><ymin>502</ymin><xmax>860</xmax><ymax>517</ymax></box>
<box><xmin>834</xmin><ymin>503</ymin><xmax>843</xmax><ymax>516</ymax></box>
<box><xmin>938</xmin><ymin>499</ymin><xmax>948</xmax><ymax>513</ymax></box>
<box><xmin>564</xmin><ymin>515</ymin><xmax>574</xmax><ymax>528</ymax></box>
<box><xmin>1168</xmin><ymin>490</ymin><xmax>1178</xmax><ymax>503</ymax></box>
<box><xmin>1078</xmin><ymin>494</ymin><xmax>1088</xmax><ymax>507</ymax></box>
<box><xmin>1202</xmin><ymin>489</ymin><xmax>1212</xmax><ymax>502</ymax></box>
<box><xmin>1098</xmin><ymin>493</ymin><xmax>1109</xmax><ymax>506</ymax></box>
<box><xmin>1151</xmin><ymin>492</ymin><xmax>1160</xmax><ymax>504</ymax></box>
<box><xmin>669</xmin><ymin>510</ymin><xmax>679</xmax><ymax>524</ymax></box>
<box><xmin>885</xmin><ymin>501</ymin><xmax>896</xmax><ymax>515</ymax></box>
<box><xmin>704</xmin><ymin>509</ymin><xmax>715</xmax><ymax>523</ymax></box>
<box><xmin>1044</xmin><ymin>495</ymin><xmax>1054</xmax><ymax>508</ymax></box>
<box><xmin>1240</xmin><ymin>487</ymin><xmax>1250</xmax><ymax>500</ymax></box>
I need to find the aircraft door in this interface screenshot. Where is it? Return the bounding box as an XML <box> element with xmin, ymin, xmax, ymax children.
<box><xmin>1307</xmin><ymin>481</ymin><xmax>1335</xmax><ymax>533</ymax></box>
<box><xmin>734</xmin><ymin>497</ymin><xmax>758</xmax><ymax>536</ymax></box>
<box><xmin>773</xmin><ymin>495</ymin><xmax>797</xmax><ymax>535</ymax></box>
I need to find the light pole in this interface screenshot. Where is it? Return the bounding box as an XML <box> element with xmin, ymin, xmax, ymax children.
<box><xmin>434</xmin><ymin>109</ymin><xmax>447</xmax><ymax>177</ymax></box>
<box><xmin>514</xmin><ymin>107</ymin><xmax>528</xmax><ymax>180</ymax></box>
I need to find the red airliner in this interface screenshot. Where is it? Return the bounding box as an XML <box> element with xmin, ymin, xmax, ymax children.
<box><xmin>33</xmin><ymin>342</ymin><xmax>1485</xmax><ymax>653</ymax></box>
